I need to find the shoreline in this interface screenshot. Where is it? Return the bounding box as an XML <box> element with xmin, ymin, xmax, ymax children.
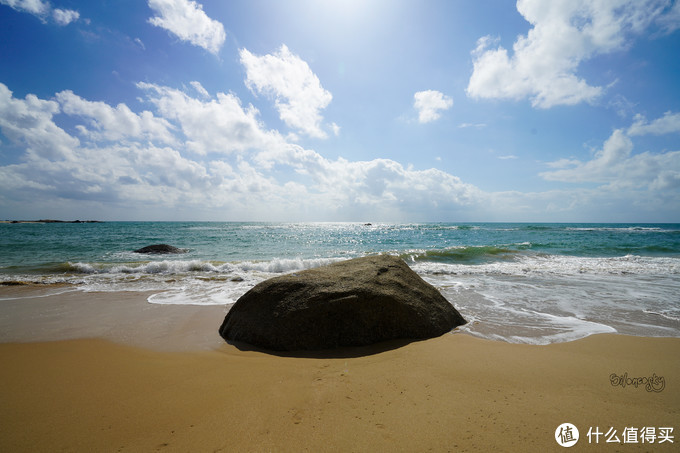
<box><xmin>0</xmin><ymin>286</ymin><xmax>227</xmax><ymax>351</ymax></box>
<box><xmin>1</xmin><ymin>287</ymin><xmax>678</xmax><ymax>451</ymax></box>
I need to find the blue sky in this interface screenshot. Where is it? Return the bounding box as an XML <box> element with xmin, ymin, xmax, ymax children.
<box><xmin>1</xmin><ymin>0</ymin><xmax>679</xmax><ymax>222</ymax></box>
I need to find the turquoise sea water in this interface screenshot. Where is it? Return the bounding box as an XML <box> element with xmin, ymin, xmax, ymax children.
<box><xmin>1</xmin><ymin>222</ymin><xmax>679</xmax><ymax>343</ymax></box>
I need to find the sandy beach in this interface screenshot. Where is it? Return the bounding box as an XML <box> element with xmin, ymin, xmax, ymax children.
<box><xmin>1</xmin><ymin>287</ymin><xmax>678</xmax><ymax>452</ymax></box>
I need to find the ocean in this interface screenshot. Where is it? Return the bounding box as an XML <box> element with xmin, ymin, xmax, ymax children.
<box><xmin>1</xmin><ymin>221</ymin><xmax>679</xmax><ymax>344</ymax></box>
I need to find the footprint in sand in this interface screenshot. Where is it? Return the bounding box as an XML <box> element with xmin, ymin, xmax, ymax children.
<box><xmin>290</xmin><ymin>409</ymin><xmax>303</xmax><ymax>425</ymax></box>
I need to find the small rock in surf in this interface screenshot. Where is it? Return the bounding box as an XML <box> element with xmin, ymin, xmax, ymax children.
<box><xmin>134</xmin><ymin>244</ymin><xmax>185</xmax><ymax>254</ymax></box>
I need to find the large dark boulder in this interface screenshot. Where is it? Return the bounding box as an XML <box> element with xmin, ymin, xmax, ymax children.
<box><xmin>219</xmin><ymin>255</ymin><xmax>466</xmax><ymax>351</ymax></box>
<box><xmin>134</xmin><ymin>244</ymin><xmax>185</xmax><ymax>254</ymax></box>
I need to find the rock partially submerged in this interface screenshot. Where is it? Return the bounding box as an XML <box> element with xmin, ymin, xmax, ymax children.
<box><xmin>219</xmin><ymin>255</ymin><xmax>466</xmax><ymax>351</ymax></box>
<box><xmin>134</xmin><ymin>244</ymin><xmax>185</xmax><ymax>254</ymax></box>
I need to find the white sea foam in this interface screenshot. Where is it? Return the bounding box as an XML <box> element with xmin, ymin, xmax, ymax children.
<box><xmin>52</xmin><ymin>257</ymin><xmax>348</xmax><ymax>305</ymax></box>
<box><xmin>449</xmin><ymin>286</ymin><xmax>621</xmax><ymax>345</ymax></box>
<box><xmin>147</xmin><ymin>281</ymin><xmax>253</xmax><ymax>306</ymax></box>
<box><xmin>235</xmin><ymin>257</ymin><xmax>344</xmax><ymax>273</ymax></box>
<box><xmin>516</xmin><ymin>314</ymin><xmax>617</xmax><ymax>345</ymax></box>
<box><xmin>411</xmin><ymin>254</ymin><xmax>680</xmax><ymax>277</ymax></box>
<box><xmin>416</xmin><ymin>251</ymin><xmax>680</xmax><ymax>344</ymax></box>
<box><xmin>7</xmin><ymin>252</ymin><xmax>677</xmax><ymax>343</ymax></box>
<box><xmin>0</xmin><ymin>286</ymin><xmax>79</xmax><ymax>301</ymax></box>
<box><xmin>643</xmin><ymin>310</ymin><xmax>680</xmax><ymax>322</ymax></box>
<box><xmin>143</xmin><ymin>257</ymin><xmax>346</xmax><ymax>305</ymax></box>
<box><xmin>565</xmin><ymin>226</ymin><xmax>673</xmax><ymax>233</ymax></box>
<box><xmin>66</xmin><ymin>257</ymin><xmax>344</xmax><ymax>277</ymax></box>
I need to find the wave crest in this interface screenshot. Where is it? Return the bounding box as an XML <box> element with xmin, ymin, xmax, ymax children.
<box><xmin>63</xmin><ymin>257</ymin><xmax>345</xmax><ymax>276</ymax></box>
<box><xmin>402</xmin><ymin>245</ymin><xmax>524</xmax><ymax>264</ymax></box>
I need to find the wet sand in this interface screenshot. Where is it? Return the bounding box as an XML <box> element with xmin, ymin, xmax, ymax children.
<box><xmin>0</xmin><ymin>287</ymin><xmax>678</xmax><ymax>451</ymax></box>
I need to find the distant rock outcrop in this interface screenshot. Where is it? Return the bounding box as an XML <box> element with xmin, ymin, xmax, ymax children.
<box><xmin>134</xmin><ymin>244</ymin><xmax>185</xmax><ymax>254</ymax></box>
<box><xmin>1</xmin><ymin>219</ymin><xmax>102</xmax><ymax>224</ymax></box>
<box><xmin>219</xmin><ymin>254</ymin><xmax>466</xmax><ymax>351</ymax></box>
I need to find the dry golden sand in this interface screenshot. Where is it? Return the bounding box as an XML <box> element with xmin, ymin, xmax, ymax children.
<box><xmin>0</xmin><ymin>288</ymin><xmax>678</xmax><ymax>452</ymax></box>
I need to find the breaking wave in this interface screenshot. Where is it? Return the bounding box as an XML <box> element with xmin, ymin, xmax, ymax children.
<box><xmin>401</xmin><ymin>245</ymin><xmax>527</xmax><ymax>264</ymax></box>
<box><xmin>61</xmin><ymin>257</ymin><xmax>345</xmax><ymax>276</ymax></box>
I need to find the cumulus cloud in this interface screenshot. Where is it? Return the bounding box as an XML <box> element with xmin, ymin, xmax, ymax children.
<box><xmin>1</xmin><ymin>0</ymin><xmax>78</xmax><ymax>25</ymax></box>
<box><xmin>147</xmin><ymin>0</ymin><xmax>225</xmax><ymax>54</ymax></box>
<box><xmin>541</xmin><ymin>129</ymin><xmax>636</xmax><ymax>183</ymax></box>
<box><xmin>0</xmin><ymin>83</ymin><xmax>79</xmax><ymax>160</ymax></box>
<box><xmin>0</xmin><ymin>81</ymin><xmax>486</xmax><ymax>220</ymax></box>
<box><xmin>240</xmin><ymin>45</ymin><xmax>333</xmax><ymax>139</ymax></box>
<box><xmin>413</xmin><ymin>90</ymin><xmax>453</xmax><ymax>123</ymax></box>
<box><xmin>252</xmin><ymin>146</ymin><xmax>482</xmax><ymax>219</ymax></box>
<box><xmin>0</xmin><ymin>83</ymin><xmax>241</xmax><ymax>214</ymax></box>
<box><xmin>541</xmin><ymin>113</ymin><xmax>680</xmax><ymax>191</ymax></box>
<box><xmin>467</xmin><ymin>0</ymin><xmax>673</xmax><ymax>108</ymax></box>
<box><xmin>56</xmin><ymin>90</ymin><xmax>176</xmax><ymax>144</ymax></box>
<box><xmin>137</xmin><ymin>82</ymin><xmax>283</xmax><ymax>155</ymax></box>
<box><xmin>2</xmin><ymin>80</ymin><xmax>677</xmax><ymax>221</ymax></box>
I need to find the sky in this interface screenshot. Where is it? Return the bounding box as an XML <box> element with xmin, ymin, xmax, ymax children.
<box><xmin>0</xmin><ymin>0</ymin><xmax>679</xmax><ymax>222</ymax></box>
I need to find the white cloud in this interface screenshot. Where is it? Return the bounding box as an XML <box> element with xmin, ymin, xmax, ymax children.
<box><xmin>1</xmin><ymin>81</ymin><xmax>677</xmax><ymax>221</ymax></box>
<box><xmin>537</xmin><ymin>111</ymin><xmax>680</xmax><ymax>218</ymax></box>
<box><xmin>538</xmin><ymin>110</ymin><xmax>680</xmax><ymax>192</ymax></box>
<box><xmin>413</xmin><ymin>90</ymin><xmax>453</xmax><ymax>123</ymax></box>
<box><xmin>656</xmin><ymin>0</ymin><xmax>680</xmax><ymax>33</ymax></box>
<box><xmin>541</xmin><ymin>123</ymin><xmax>680</xmax><ymax>191</ymax></box>
<box><xmin>137</xmin><ymin>82</ymin><xmax>283</xmax><ymax>155</ymax></box>
<box><xmin>458</xmin><ymin>122</ymin><xmax>487</xmax><ymax>129</ymax></box>
<box><xmin>0</xmin><ymin>85</ymin><xmax>224</xmax><ymax>211</ymax></box>
<box><xmin>0</xmin><ymin>83</ymin><xmax>79</xmax><ymax>160</ymax></box>
<box><xmin>608</xmin><ymin>94</ymin><xmax>637</xmax><ymax>118</ymax></box>
<box><xmin>252</xmin><ymin>145</ymin><xmax>483</xmax><ymax>219</ymax></box>
<box><xmin>189</xmin><ymin>81</ymin><xmax>209</xmax><ymax>99</ymax></box>
<box><xmin>628</xmin><ymin>111</ymin><xmax>680</xmax><ymax>135</ymax></box>
<box><xmin>467</xmin><ymin>0</ymin><xmax>671</xmax><ymax>108</ymax></box>
<box><xmin>56</xmin><ymin>90</ymin><xmax>176</xmax><ymax>144</ymax></box>
<box><xmin>52</xmin><ymin>8</ymin><xmax>79</xmax><ymax>25</ymax></box>
<box><xmin>0</xmin><ymin>81</ymin><xmax>483</xmax><ymax>221</ymax></box>
<box><xmin>147</xmin><ymin>0</ymin><xmax>226</xmax><ymax>54</ymax></box>
<box><xmin>240</xmin><ymin>45</ymin><xmax>333</xmax><ymax>139</ymax></box>
<box><xmin>541</xmin><ymin>129</ymin><xmax>636</xmax><ymax>183</ymax></box>
<box><xmin>1</xmin><ymin>0</ymin><xmax>79</xmax><ymax>26</ymax></box>
<box><xmin>0</xmin><ymin>0</ymin><xmax>49</xmax><ymax>16</ymax></box>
